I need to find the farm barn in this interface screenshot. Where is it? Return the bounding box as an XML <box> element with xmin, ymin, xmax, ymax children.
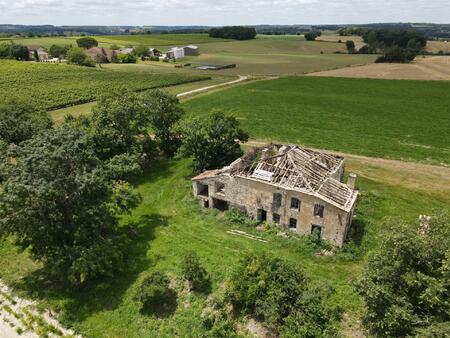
<box><xmin>192</xmin><ymin>144</ymin><xmax>358</xmax><ymax>246</ymax></box>
<box><xmin>183</xmin><ymin>45</ymin><xmax>200</xmax><ymax>56</ymax></box>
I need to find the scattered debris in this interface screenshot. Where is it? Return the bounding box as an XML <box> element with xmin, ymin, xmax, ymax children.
<box><xmin>227</xmin><ymin>230</ymin><xmax>268</xmax><ymax>243</ymax></box>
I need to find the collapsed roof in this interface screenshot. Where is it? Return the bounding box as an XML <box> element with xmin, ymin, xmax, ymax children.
<box><xmin>192</xmin><ymin>144</ymin><xmax>358</xmax><ymax>212</ymax></box>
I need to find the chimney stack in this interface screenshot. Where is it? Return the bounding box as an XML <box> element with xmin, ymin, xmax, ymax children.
<box><xmin>261</xmin><ymin>148</ymin><xmax>269</xmax><ymax>161</ymax></box>
<box><xmin>347</xmin><ymin>173</ymin><xmax>357</xmax><ymax>190</ymax></box>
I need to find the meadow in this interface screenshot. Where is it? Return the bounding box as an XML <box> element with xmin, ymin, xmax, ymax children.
<box><xmin>183</xmin><ymin>76</ymin><xmax>450</xmax><ymax>165</ymax></box>
<box><xmin>0</xmin><ymin>155</ymin><xmax>448</xmax><ymax>337</ymax></box>
<box><xmin>0</xmin><ymin>60</ymin><xmax>208</xmax><ymax>110</ymax></box>
<box><xmin>182</xmin><ymin>37</ymin><xmax>377</xmax><ymax>75</ymax></box>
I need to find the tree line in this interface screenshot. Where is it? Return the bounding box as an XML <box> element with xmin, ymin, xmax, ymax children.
<box><xmin>209</xmin><ymin>26</ymin><xmax>257</xmax><ymax>40</ymax></box>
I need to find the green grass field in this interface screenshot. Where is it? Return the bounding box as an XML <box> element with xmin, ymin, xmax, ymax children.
<box><xmin>0</xmin><ymin>33</ymin><xmax>229</xmax><ymax>49</ymax></box>
<box><xmin>183</xmin><ymin>76</ymin><xmax>450</xmax><ymax>165</ymax></box>
<box><xmin>0</xmin><ymin>60</ymin><xmax>208</xmax><ymax>110</ymax></box>
<box><xmin>182</xmin><ymin>37</ymin><xmax>377</xmax><ymax>75</ymax></box>
<box><xmin>0</xmin><ymin>156</ymin><xmax>447</xmax><ymax>337</ymax></box>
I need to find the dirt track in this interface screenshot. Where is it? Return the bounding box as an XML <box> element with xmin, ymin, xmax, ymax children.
<box><xmin>245</xmin><ymin>141</ymin><xmax>450</xmax><ymax>201</ymax></box>
<box><xmin>307</xmin><ymin>56</ymin><xmax>450</xmax><ymax>81</ymax></box>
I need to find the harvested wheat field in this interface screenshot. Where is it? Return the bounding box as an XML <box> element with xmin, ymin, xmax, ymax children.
<box><xmin>426</xmin><ymin>40</ymin><xmax>450</xmax><ymax>54</ymax></box>
<box><xmin>316</xmin><ymin>34</ymin><xmax>366</xmax><ymax>50</ymax></box>
<box><xmin>307</xmin><ymin>56</ymin><xmax>450</xmax><ymax>80</ymax></box>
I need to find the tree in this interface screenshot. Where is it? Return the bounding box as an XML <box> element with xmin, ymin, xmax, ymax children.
<box><xmin>304</xmin><ymin>32</ymin><xmax>318</xmax><ymax>41</ymax></box>
<box><xmin>182</xmin><ymin>251</ymin><xmax>209</xmax><ymax>291</ymax></box>
<box><xmin>141</xmin><ymin>90</ymin><xmax>184</xmax><ymax>157</ymax></box>
<box><xmin>179</xmin><ymin>111</ymin><xmax>248</xmax><ymax>172</ymax></box>
<box><xmin>110</xmin><ymin>51</ymin><xmax>120</xmax><ymax>63</ymax></box>
<box><xmin>376</xmin><ymin>45</ymin><xmax>417</xmax><ymax>63</ymax></box>
<box><xmin>34</xmin><ymin>49</ymin><xmax>39</xmax><ymax>61</ymax></box>
<box><xmin>89</xmin><ymin>90</ymin><xmax>155</xmax><ymax>161</ymax></box>
<box><xmin>355</xmin><ymin>213</ymin><xmax>450</xmax><ymax>337</ymax></box>
<box><xmin>66</xmin><ymin>47</ymin><xmax>95</xmax><ymax>67</ymax></box>
<box><xmin>94</xmin><ymin>49</ymin><xmax>109</xmax><ymax>67</ymax></box>
<box><xmin>226</xmin><ymin>252</ymin><xmax>341</xmax><ymax>335</ymax></box>
<box><xmin>76</xmin><ymin>36</ymin><xmax>98</xmax><ymax>49</ymax></box>
<box><xmin>49</xmin><ymin>44</ymin><xmax>69</xmax><ymax>58</ymax></box>
<box><xmin>134</xmin><ymin>45</ymin><xmax>150</xmax><ymax>57</ymax></box>
<box><xmin>0</xmin><ymin>42</ymin><xmax>11</xmax><ymax>58</ymax></box>
<box><xmin>0</xmin><ymin>124</ymin><xmax>141</xmax><ymax>285</ymax></box>
<box><xmin>0</xmin><ymin>98</ymin><xmax>52</xmax><ymax>144</ymax></box>
<box><xmin>346</xmin><ymin>40</ymin><xmax>356</xmax><ymax>53</ymax></box>
<box><xmin>10</xmin><ymin>44</ymin><xmax>29</xmax><ymax>60</ymax></box>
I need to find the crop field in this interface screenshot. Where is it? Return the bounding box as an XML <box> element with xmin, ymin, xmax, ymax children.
<box><xmin>0</xmin><ymin>154</ymin><xmax>448</xmax><ymax>337</ymax></box>
<box><xmin>426</xmin><ymin>40</ymin><xmax>450</xmax><ymax>53</ymax></box>
<box><xmin>183</xmin><ymin>76</ymin><xmax>450</xmax><ymax>165</ymax></box>
<box><xmin>182</xmin><ymin>37</ymin><xmax>377</xmax><ymax>75</ymax></box>
<box><xmin>0</xmin><ymin>60</ymin><xmax>208</xmax><ymax>110</ymax></box>
<box><xmin>308</xmin><ymin>55</ymin><xmax>450</xmax><ymax>81</ymax></box>
<box><xmin>316</xmin><ymin>34</ymin><xmax>366</xmax><ymax>50</ymax></box>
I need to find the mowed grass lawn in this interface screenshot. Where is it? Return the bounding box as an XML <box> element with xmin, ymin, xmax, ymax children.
<box><xmin>0</xmin><ymin>158</ymin><xmax>447</xmax><ymax>337</ymax></box>
<box><xmin>0</xmin><ymin>60</ymin><xmax>208</xmax><ymax>110</ymax></box>
<box><xmin>183</xmin><ymin>76</ymin><xmax>450</xmax><ymax>165</ymax></box>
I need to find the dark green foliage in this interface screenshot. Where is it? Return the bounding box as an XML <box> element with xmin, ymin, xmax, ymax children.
<box><xmin>10</xmin><ymin>44</ymin><xmax>29</xmax><ymax>60</ymax></box>
<box><xmin>119</xmin><ymin>53</ymin><xmax>137</xmax><ymax>63</ymax></box>
<box><xmin>304</xmin><ymin>32</ymin><xmax>319</xmax><ymax>41</ymax></box>
<box><xmin>355</xmin><ymin>213</ymin><xmax>450</xmax><ymax>337</ymax></box>
<box><xmin>66</xmin><ymin>47</ymin><xmax>95</xmax><ymax>67</ymax></box>
<box><xmin>346</xmin><ymin>40</ymin><xmax>356</xmax><ymax>53</ymax></box>
<box><xmin>181</xmin><ymin>251</ymin><xmax>209</xmax><ymax>291</ymax></box>
<box><xmin>76</xmin><ymin>36</ymin><xmax>98</xmax><ymax>49</ymax></box>
<box><xmin>134</xmin><ymin>271</ymin><xmax>176</xmax><ymax>315</ymax></box>
<box><xmin>209</xmin><ymin>26</ymin><xmax>256</xmax><ymax>40</ymax></box>
<box><xmin>89</xmin><ymin>90</ymin><xmax>155</xmax><ymax>162</ymax></box>
<box><xmin>33</xmin><ymin>49</ymin><xmax>39</xmax><ymax>61</ymax></box>
<box><xmin>134</xmin><ymin>45</ymin><xmax>150</xmax><ymax>57</ymax></box>
<box><xmin>141</xmin><ymin>90</ymin><xmax>184</xmax><ymax>157</ymax></box>
<box><xmin>226</xmin><ymin>252</ymin><xmax>341</xmax><ymax>334</ymax></box>
<box><xmin>0</xmin><ymin>42</ymin><xmax>11</xmax><ymax>58</ymax></box>
<box><xmin>0</xmin><ymin>124</ymin><xmax>141</xmax><ymax>285</ymax></box>
<box><xmin>179</xmin><ymin>111</ymin><xmax>248</xmax><ymax>172</ymax></box>
<box><xmin>48</xmin><ymin>44</ymin><xmax>69</xmax><ymax>58</ymax></box>
<box><xmin>376</xmin><ymin>45</ymin><xmax>417</xmax><ymax>63</ymax></box>
<box><xmin>0</xmin><ymin>98</ymin><xmax>52</xmax><ymax>144</ymax></box>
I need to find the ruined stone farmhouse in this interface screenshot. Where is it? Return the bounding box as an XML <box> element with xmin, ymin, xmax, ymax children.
<box><xmin>192</xmin><ymin>144</ymin><xmax>359</xmax><ymax>246</ymax></box>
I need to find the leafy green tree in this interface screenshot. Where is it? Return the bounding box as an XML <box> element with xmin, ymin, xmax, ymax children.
<box><xmin>141</xmin><ymin>90</ymin><xmax>184</xmax><ymax>157</ymax></box>
<box><xmin>48</xmin><ymin>44</ymin><xmax>69</xmax><ymax>58</ymax></box>
<box><xmin>346</xmin><ymin>40</ymin><xmax>356</xmax><ymax>53</ymax></box>
<box><xmin>10</xmin><ymin>44</ymin><xmax>29</xmax><ymax>60</ymax></box>
<box><xmin>226</xmin><ymin>252</ymin><xmax>341</xmax><ymax>334</ymax></box>
<box><xmin>182</xmin><ymin>251</ymin><xmax>209</xmax><ymax>291</ymax></box>
<box><xmin>134</xmin><ymin>45</ymin><xmax>150</xmax><ymax>57</ymax></box>
<box><xmin>0</xmin><ymin>124</ymin><xmax>141</xmax><ymax>285</ymax></box>
<box><xmin>89</xmin><ymin>90</ymin><xmax>155</xmax><ymax>161</ymax></box>
<box><xmin>355</xmin><ymin>213</ymin><xmax>450</xmax><ymax>337</ymax></box>
<box><xmin>179</xmin><ymin>111</ymin><xmax>248</xmax><ymax>172</ymax></box>
<box><xmin>76</xmin><ymin>36</ymin><xmax>98</xmax><ymax>49</ymax></box>
<box><xmin>304</xmin><ymin>32</ymin><xmax>318</xmax><ymax>41</ymax></box>
<box><xmin>66</xmin><ymin>47</ymin><xmax>95</xmax><ymax>67</ymax></box>
<box><xmin>0</xmin><ymin>42</ymin><xmax>11</xmax><ymax>58</ymax></box>
<box><xmin>0</xmin><ymin>98</ymin><xmax>52</xmax><ymax>144</ymax></box>
<box><xmin>209</xmin><ymin>26</ymin><xmax>257</xmax><ymax>40</ymax></box>
<box><xmin>33</xmin><ymin>49</ymin><xmax>39</xmax><ymax>61</ymax></box>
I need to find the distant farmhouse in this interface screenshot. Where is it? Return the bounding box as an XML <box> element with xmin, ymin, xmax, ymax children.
<box><xmin>29</xmin><ymin>47</ymin><xmax>49</xmax><ymax>61</ymax></box>
<box><xmin>86</xmin><ymin>47</ymin><xmax>114</xmax><ymax>61</ymax></box>
<box><xmin>163</xmin><ymin>45</ymin><xmax>200</xmax><ymax>61</ymax></box>
<box><xmin>192</xmin><ymin>144</ymin><xmax>358</xmax><ymax>246</ymax></box>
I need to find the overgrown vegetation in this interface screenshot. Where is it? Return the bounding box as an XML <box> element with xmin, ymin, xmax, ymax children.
<box><xmin>355</xmin><ymin>212</ymin><xmax>450</xmax><ymax>337</ymax></box>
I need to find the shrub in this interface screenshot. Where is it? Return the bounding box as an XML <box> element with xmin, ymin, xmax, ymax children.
<box><xmin>355</xmin><ymin>213</ymin><xmax>450</xmax><ymax>337</ymax></box>
<box><xmin>76</xmin><ymin>37</ymin><xmax>98</xmax><ymax>49</ymax></box>
<box><xmin>182</xmin><ymin>251</ymin><xmax>209</xmax><ymax>291</ymax></box>
<box><xmin>67</xmin><ymin>47</ymin><xmax>95</xmax><ymax>67</ymax></box>
<box><xmin>135</xmin><ymin>271</ymin><xmax>171</xmax><ymax>312</ymax></box>
<box><xmin>226</xmin><ymin>252</ymin><xmax>341</xmax><ymax>334</ymax></box>
<box><xmin>225</xmin><ymin>208</ymin><xmax>258</xmax><ymax>227</ymax></box>
<box><xmin>376</xmin><ymin>46</ymin><xmax>417</xmax><ymax>63</ymax></box>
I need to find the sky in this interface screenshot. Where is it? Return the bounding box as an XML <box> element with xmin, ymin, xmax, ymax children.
<box><xmin>0</xmin><ymin>0</ymin><xmax>449</xmax><ymax>26</ymax></box>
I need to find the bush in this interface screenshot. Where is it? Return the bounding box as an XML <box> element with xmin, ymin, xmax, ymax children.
<box><xmin>135</xmin><ymin>271</ymin><xmax>173</xmax><ymax>313</ymax></box>
<box><xmin>119</xmin><ymin>53</ymin><xmax>137</xmax><ymax>64</ymax></box>
<box><xmin>226</xmin><ymin>252</ymin><xmax>341</xmax><ymax>334</ymax></box>
<box><xmin>66</xmin><ymin>47</ymin><xmax>95</xmax><ymax>67</ymax></box>
<box><xmin>304</xmin><ymin>32</ymin><xmax>319</xmax><ymax>41</ymax></box>
<box><xmin>355</xmin><ymin>213</ymin><xmax>450</xmax><ymax>337</ymax></box>
<box><xmin>376</xmin><ymin>46</ymin><xmax>417</xmax><ymax>63</ymax></box>
<box><xmin>225</xmin><ymin>208</ymin><xmax>258</xmax><ymax>227</ymax></box>
<box><xmin>182</xmin><ymin>251</ymin><xmax>209</xmax><ymax>291</ymax></box>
